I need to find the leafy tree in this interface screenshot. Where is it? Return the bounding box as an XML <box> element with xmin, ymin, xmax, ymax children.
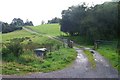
<box><xmin>60</xmin><ymin>2</ymin><xmax>118</xmax><ymax>43</ymax></box>
<box><xmin>60</xmin><ymin>4</ymin><xmax>87</xmax><ymax>36</ymax></box>
<box><xmin>1</xmin><ymin>18</ymin><xmax>34</xmax><ymax>33</ymax></box>
<box><xmin>41</xmin><ymin>20</ymin><xmax>45</xmax><ymax>25</ymax></box>
<box><xmin>24</xmin><ymin>19</ymin><xmax>34</xmax><ymax>26</ymax></box>
<box><xmin>48</xmin><ymin>17</ymin><xmax>61</xmax><ymax>24</ymax></box>
<box><xmin>11</xmin><ymin>18</ymin><xmax>24</xmax><ymax>27</ymax></box>
<box><xmin>1</xmin><ymin>22</ymin><xmax>22</xmax><ymax>33</ymax></box>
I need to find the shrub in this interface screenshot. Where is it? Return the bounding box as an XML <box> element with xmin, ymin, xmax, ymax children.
<box><xmin>2</xmin><ymin>48</ymin><xmax>10</xmax><ymax>57</ymax></box>
<box><xmin>2</xmin><ymin>53</ymin><xmax>17</xmax><ymax>62</ymax></box>
<box><xmin>24</xmin><ymin>42</ymin><xmax>42</xmax><ymax>50</ymax></box>
<box><xmin>2</xmin><ymin>38</ymin><xmax>24</xmax><ymax>57</ymax></box>
<box><xmin>18</xmin><ymin>52</ymin><xmax>44</xmax><ymax>65</ymax></box>
<box><xmin>7</xmin><ymin>43</ymin><xmax>23</xmax><ymax>57</ymax></box>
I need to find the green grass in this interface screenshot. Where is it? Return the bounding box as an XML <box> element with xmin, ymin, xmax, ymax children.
<box><xmin>25</xmin><ymin>24</ymin><xmax>65</xmax><ymax>36</ymax></box>
<box><xmin>2</xmin><ymin>30</ymin><xmax>33</xmax><ymax>42</ymax></box>
<box><xmin>84</xmin><ymin>50</ymin><xmax>96</xmax><ymax>68</ymax></box>
<box><xmin>2</xmin><ymin>29</ymin><xmax>62</xmax><ymax>46</ymax></box>
<box><xmin>2</xmin><ymin>48</ymin><xmax>77</xmax><ymax>75</ymax></box>
<box><xmin>2</xmin><ymin>26</ymin><xmax>77</xmax><ymax>75</ymax></box>
<box><xmin>97</xmin><ymin>42</ymin><xmax>120</xmax><ymax>73</ymax></box>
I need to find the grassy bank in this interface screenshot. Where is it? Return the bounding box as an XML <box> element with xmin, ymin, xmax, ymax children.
<box><xmin>2</xmin><ymin>27</ymin><xmax>77</xmax><ymax>75</ymax></box>
<box><xmin>97</xmin><ymin>42</ymin><xmax>119</xmax><ymax>72</ymax></box>
<box><xmin>25</xmin><ymin>24</ymin><xmax>65</xmax><ymax>36</ymax></box>
<box><xmin>2</xmin><ymin>48</ymin><xmax>77</xmax><ymax>75</ymax></box>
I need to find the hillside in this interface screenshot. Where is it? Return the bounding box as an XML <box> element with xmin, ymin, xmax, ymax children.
<box><xmin>2</xmin><ymin>24</ymin><xmax>77</xmax><ymax>75</ymax></box>
<box><xmin>25</xmin><ymin>24</ymin><xmax>119</xmax><ymax>73</ymax></box>
<box><xmin>1</xmin><ymin>23</ymin><xmax>119</xmax><ymax>75</ymax></box>
<box><xmin>25</xmin><ymin>24</ymin><xmax>65</xmax><ymax>36</ymax></box>
<box><xmin>26</xmin><ymin>24</ymin><xmax>119</xmax><ymax>72</ymax></box>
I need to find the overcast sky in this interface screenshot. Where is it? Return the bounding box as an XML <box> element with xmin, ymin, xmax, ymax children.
<box><xmin>0</xmin><ymin>0</ymin><xmax>112</xmax><ymax>26</ymax></box>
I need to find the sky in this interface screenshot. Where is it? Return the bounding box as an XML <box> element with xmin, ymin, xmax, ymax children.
<box><xmin>0</xmin><ymin>0</ymin><xmax>112</xmax><ymax>26</ymax></box>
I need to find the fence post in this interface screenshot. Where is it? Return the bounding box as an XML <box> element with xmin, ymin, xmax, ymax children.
<box><xmin>67</xmin><ymin>39</ymin><xmax>73</xmax><ymax>48</ymax></box>
<box><xmin>94</xmin><ymin>41</ymin><xmax>98</xmax><ymax>50</ymax></box>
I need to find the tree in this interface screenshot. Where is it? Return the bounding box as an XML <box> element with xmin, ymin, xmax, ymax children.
<box><xmin>2</xmin><ymin>38</ymin><xmax>24</xmax><ymax>57</ymax></box>
<box><xmin>60</xmin><ymin>4</ymin><xmax>87</xmax><ymax>36</ymax></box>
<box><xmin>1</xmin><ymin>18</ymin><xmax>24</xmax><ymax>33</ymax></box>
<box><xmin>24</xmin><ymin>19</ymin><xmax>34</xmax><ymax>26</ymax></box>
<box><xmin>0</xmin><ymin>21</ymin><xmax>2</xmax><ymax>32</ymax></box>
<box><xmin>48</xmin><ymin>17</ymin><xmax>61</xmax><ymax>24</ymax></box>
<box><xmin>41</xmin><ymin>20</ymin><xmax>45</xmax><ymax>25</ymax></box>
<box><xmin>11</xmin><ymin>18</ymin><xmax>24</xmax><ymax>27</ymax></box>
<box><xmin>1</xmin><ymin>18</ymin><xmax>34</xmax><ymax>33</ymax></box>
<box><xmin>60</xmin><ymin>2</ymin><xmax>118</xmax><ymax>43</ymax></box>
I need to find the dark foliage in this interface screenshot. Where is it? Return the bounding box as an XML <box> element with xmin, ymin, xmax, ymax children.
<box><xmin>2</xmin><ymin>38</ymin><xmax>25</xmax><ymax>58</ymax></box>
<box><xmin>1</xmin><ymin>22</ymin><xmax>22</xmax><ymax>33</ymax></box>
<box><xmin>1</xmin><ymin>18</ymin><xmax>34</xmax><ymax>33</ymax></box>
<box><xmin>48</xmin><ymin>17</ymin><xmax>61</xmax><ymax>24</ymax></box>
<box><xmin>60</xmin><ymin>2</ymin><xmax>118</xmax><ymax>43</ymax></box>
<box><xmin>24</xmin><ymin>19</ymin><xmax>34</xmax><ymax>26</ymax></box>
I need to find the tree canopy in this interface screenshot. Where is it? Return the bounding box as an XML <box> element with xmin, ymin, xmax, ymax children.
<box><xmin>48</xmin><ymin>17</ymin><xmax>61</xmax><ymax>24</ymax></box>
<box><xmin>1</xmin><ymin>18</ymin><xmax>34</xmax><ymax>33</ymax></box>
<box><xmin>60</xmin><ymin>2</ymin><xmax>118</xmax><ymax>43</ymax></box>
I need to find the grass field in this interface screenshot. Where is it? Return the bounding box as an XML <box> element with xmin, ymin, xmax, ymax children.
<box><xmin>2</xmin><ymin>26</ymin><xmax>77</xmax><ymax>75</ymax></box>
<box><xmin>2</xmin><ymin>30</ymin><xmax>33</xmax><ymax>42</ymax></box>
<box><xmin>25</xmin><ymin>24</ymin><xmax>65</xmax><ymax>36</ymax></box>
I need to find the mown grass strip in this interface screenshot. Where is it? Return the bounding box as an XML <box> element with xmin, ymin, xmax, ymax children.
<box><xmin>84</xmin><ymin>50</ymin><xmax>96</xmax><ymax>68</ymax></box>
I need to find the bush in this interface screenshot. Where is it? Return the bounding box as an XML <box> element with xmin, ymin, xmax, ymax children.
<box><xmin>2</xmin><ymin>38</ymin><xmax>24</xmax><ymax>57</ymax></box>
<box><xmin>17</xmin><ymin>52</ymin><xmax>44</xmax><ymax>65</ymax></box>
<box><xmin>2</xmin><ymin>53</ymin><xmax>17</xmax><ymax>62</ymax></box>
<box><xmin>24</xmin><ymin>42</ymin><xmax>42</xmax><ymax>50</ymax></box>
<box><xmin>2</xmin><ymin>48</ymin><xmax>10</xmax><ymax>57</ymax></box>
